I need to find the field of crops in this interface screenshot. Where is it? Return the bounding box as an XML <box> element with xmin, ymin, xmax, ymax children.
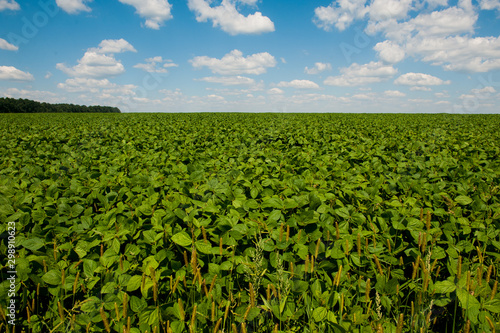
<box><xmin>1</xmin><ymin>113</ymin><xmax>499</xmax><ymax>333</ymax></box>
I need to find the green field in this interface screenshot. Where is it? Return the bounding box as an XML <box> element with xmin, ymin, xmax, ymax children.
<box><xmin>1</xmin><ymin>113</ymin><xmax>499</xmax><ymax>333</ymax></box>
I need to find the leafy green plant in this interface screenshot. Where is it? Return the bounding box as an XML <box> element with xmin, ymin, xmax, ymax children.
<box><xmin>0</xmin><ymin>113</ymin><xmax>499</xmax><ymax>332</ymax></box>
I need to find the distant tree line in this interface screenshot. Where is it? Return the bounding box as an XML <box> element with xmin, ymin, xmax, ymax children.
<box><xmin>0</xmin><ymin>97</ymin><xmax>121</xmax><ymax>113</ymax></box>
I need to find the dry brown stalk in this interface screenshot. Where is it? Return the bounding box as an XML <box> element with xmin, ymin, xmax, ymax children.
<box><xmin>58</xmin><ymin>301</ymin><xmax>64</xmax><ymax>323</ymax></box>
<box><xmin>457</xmin><ymin>256</ymin><xmax>462</xmax><ymax>280</ymax></box>
<box><xmin>487</xmin><ymin>264</ymin><xmax>493</xmax><ymax>283</ymax></box>
<box><xmin>485</xmin><ymin>315</ymin><xmax>495</xmax><ymax>333</ymax></box>
<box><xmin>99</xmin><ymin>306</ymin><xmax>110</xmax><ymax>333</ymax></box>
<box><xmin>123</xmin><ymin>293</ymin><xmax>128</xmax><ymax>318</ymax></box>
<box><xmin>249</xmin><ymin>282</ymin><xmax>255</xmax><ymax>308</ymax></box>
<box><xmin>114</xmin><ymin>302</ymin><xmax>120</xmax><ymax>321</ymax></box>
<box><xmin>491</xmin><ymin>280</ymin><xmax>498</xmax><ymax>300</ymax></box>
<box><xmin>213</xmin><ymin>318</ymin><xmax>222</xmax><ymax>333</ymax></box>
<box><xmin>183</xmin><ymin>251</ymin><xmax>189</xmax><ymax>267</ymax></box>
<box><xmin>365</xmin><ymin>278</ymin><xmax>371</xmax><ymax>302</ymax></box>
<box><xmin>426</xmin><ymin>210</ymin><xmax>431</xmax><ymax>232</ymax></box>
<box><xmin>73</xmin><ymin>271</ymin><xmax>80</xmax><ymax>294</ymax></box>
<box><xmin>190</xmin><ymin>304</ymin><xmax>197</xmax><ymax>331</ymax></box>
<box><xmin>202</xmin><ymin>226</ymin><xmax>207</xmax><ymax>243</ymax></box>
<box><xmin>178</xmin><ymin>299</ymin><xmax>185</xmax><ymax>321</ymax></box>
<box><xmin>373</xmin><ymin>254</ymin><xmax>383</xmax><ymax>276</ymax></box>
<box><xmin>315</xmin><ymin>237</ymin><xmax>321</xmax><ymax>257</ymax></box>
<box><xmin>357</xmin><ymin>233</ymin><xmax>362</xmax><ymax>256</ymax></box>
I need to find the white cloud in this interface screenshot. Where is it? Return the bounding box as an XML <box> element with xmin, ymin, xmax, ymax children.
<box><xmin>395</xmin><ymin>72</ymin><xmax>451</xmax><ymax>86</ymax></box>
<box><xmin>57</xmin><ymin>78</ymin><xmax>135</xmax><ymax>93</ymax></box>
<box><xmin>0</xmin><ymin>38</ymin><xmax>18</xmax><ymax>51</ymax></box>
<box><xmin>479</xmin><ymin>0</ymin><xmax>500</xmax><ymax>10</ymax></box>
<box><xmin>91</xmin><ymin>39</ymin><xmax>137</xmax><ymax>54</ymax></box>
<box><xmin>374</xmin><ymin>40</ymin><xmax>405</xmax><ymax>63</ymax></box>
<box><xmin>268</xmin><ymin>88</ymin><xmax>284</xmax><ymax>95</ymax></box>
<box><xmin>187</xmin><ymin>0</ymin><xmax>274</xmax><ymax>35</ymax></box>
<box><xmin>408</xmin><ymin>6</ymin><xmax>477</xmax><ymax>37</ymax></box>
<box><xmin>434</xmin><ymin>92</ymin><xmax>449</xmax><ymax>98</ymax></box>
<box><xmin>0</xmin><ymin>0</ymin><xmax>19</xmax><ymax>11</ymax></box>
<box><xmin>118</xmin><ymin>0</ymin><xmax>173</xmax><ymax>29</ymax></box>
<box><xmin>277</xmin><ymin>80</ymin><xmax>320</xmax><ymax>89</ymax></box>
<box><xmin>56</xmin><ymin>0</ymin><xmax>92</xmax><ymax>14</ymax></box>
<box><xmin>407</xmin><ymin>36</ymin><xmax>500</xmax><ymax>72</ymax></box>
<box><xmin>384</xmin><ymin>90</ymin><xmax>406</xmax><ymax>97</ymax></box>
<box><xmin>57</xmin><ymin>52</ymin><xmax>125</xmax><ymax>77</ymax></box>
<box><xmin>197</xmin><ymin>76</ymin><xmax>256</xmax><ymax>86</ymax></box>
<box><xmin>2</xmin><ymin>88</ymin><xmax>61</xmax><ymax>103</ymax></box>
<box><xmin>352</xmin><ymin>93</ymin><xmax>374</xmax><ymax>100</ymax></box>
<box><xmin>429</xmin><ymin>0</ymin><xmax>448</xmax><ymax>6</ymax></box>
<box><xmin>471</xmin><ymin>86</ymin><xmax>496</xmax><ymax>95</ymax></box>
<box><xmin>134</xmin><ymin>56</ymin><xmax>178</xmax><ymax>73</ymax></box>
<box><xmin>410</xmin><ymin>86</ymin><xmax>432</xmax><ymax>91</ymax></box>
<box><xmin>324</xmin><ymin>61</ymin><xmax>397</xmax><ymax>86</ymax></box>
<box><xmin>0</xmin><ymin>66</ymin><xmax>34</xmax><ymax>81</ymax></box>
<box><xmin>313</xmin><ymin>0</ymin><xmax>368</xmax><ymax>31</ymax></box>
<box><xmin>57</xmin><ymin>39</ymin><xmax>136</xmax><ymax>78</ymax></box>
<box><xmin>408</xmin><ymin>98</ymin><xmax>433</xmax><ymax>103</ymax></box>
<box><xmin>368</xmin><ymin>0</ymin><xmax>413</xmax><ymax>21</ymax></box>
<box><xmin>305</xmin><ymin>62</ymin><xmax>332</xmax><ymax>74</ymax></box>
<box><xmin>190</xmin><ymin>49</ymin><xmax>277</xmax><ymax>75</ymax></box>
<box><xmin>45</xmin><ymin>72</ymin><xmax>53</xmax><ymax>79</ymax></box>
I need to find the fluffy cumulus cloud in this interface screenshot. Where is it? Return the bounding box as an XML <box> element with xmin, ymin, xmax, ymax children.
<box><xmin>187</xmin><ymin>0</ymin><xmax>275</xmax><ymax>35</ymax></box>
<box><xmin>56</xmin><ymin>0</ymin><xmax>92</xmax><ymax>14</ymax></box>
<box><xmin>315</xmin><ymin>0</ymin><xmax>500</xmax><ymax>74</ymax></box>
<box><xmin>394</xmin><ymin>72</ymin><xmax>451</xmax><ymax>86</ymax></box>
<box><xmin>190</xmin><ymin>49</ymin><xmax>276</xmax><ymax>75</ymax></box>
<box><xmin>57</xmin><ymin>52</ymin><xmax>126</xmax><ymax>77</ymax></box>
<box><xmin>91</xmin><ymin>39</ymin><xmax>137</xmax><ymax>54</ymax></box>
<box><xmin>407</xmin><ymin>36</ymin><xmax>500</xmax><ymax>72</ymax></box>
<box><xmin>313</xmin><ymin>0</ymin><xmax>368</xmax><ymax>31</ymax></box>
<box><xmin>0</xmin><ymin>66</ymin><xmax>34</xmax><ymax>81</ymax></box>
<box><xmin>1</xmin><ymin>88</ymin><xmax>61</xmax><ymax>103</ymax></box>
<box><xmin>277</xmin><ymin>80</ymin><xmax>320</xmax><ymax>89</ymax></box>
<box><xmin>118</xmin><ymin>0</ymin><xmax>173</xmax><ymax>29</ymax></box>
<box><xmin>374</xmin><ymin>40</ymin><xmax>406</xmax><ymax>63</ymax></box>
<box><xmin>384</xmin><ymin>90</ymin><xmax>406</xmax><ymax>97</ymax></box>
<box><xmin>57</xmin><ymin>39</ymin><xmax>136</xmax><ymax>78</ymax></box>
<box><xmin>0</xmin><ymin>0</ymin><xmax>20</xmax><ymax>11</ymax></box>
<box><xmin>0</xmin><ymin>38</ymin><xmax>18</xmax><ymax>51</ymax></box>
<box><xmin>267</xmin><ymin>88</ymin><xmax>284</xmax><ymax>95</ymax></box>
<box><xmin>479</xmin><ymin>0</ymin><xmax>500</xmax><ymax>10</ymax></box>
<box><xmin>134</xmin><ymin>56</ymin><xmax>178</xmax><ymax>73</ymax></box>
<box><xmin>58</xmin><ymin>77</ymin><xmax>136</xmax><ymax>95</ymax></box>
<box><xmin>324</xmin><ymin>61</ymin><xmax>397</xmax><ymax>86</ymax></box>
<box><xmin>197</xmin><ymin>76</ymin><xmax>256</xmax><ymax>86</ymax></box>
<box><xmin>368</xmin><ymin>0</ymin><xmax>413</xmax><ymax>21</ymax></box>
<box><xmin>305</xmin><ymin>62</ymin><xmax>332</xmax><ymax>75</ymax></box>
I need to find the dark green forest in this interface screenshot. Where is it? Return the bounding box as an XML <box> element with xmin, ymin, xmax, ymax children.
<box><xmin>0</xmin><ymin>97</ymin><xmax>121</xmax><ymax>113</ymax></box>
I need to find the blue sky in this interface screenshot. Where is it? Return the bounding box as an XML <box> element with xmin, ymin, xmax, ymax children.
<box><xmin>1</xmin><ymin>0</ymin><xmax>500</xmax><ymax>112</ymax></box>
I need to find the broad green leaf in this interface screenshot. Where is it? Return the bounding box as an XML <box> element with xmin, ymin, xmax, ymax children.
<box><xmin>313</xmin><ymin>307</ymin><xmax>328</xmax><ymax>322</ymax></box>
<box><xmin>433</xmin><ymin>280</ymin><xmax>457</xmax><ymax>294</ymax></box>
<box><xmin>42</xmin><ymin>270</ymin><xmax>61</xmax><ymax>285</ymax></box>
<box><xmin>21</xmin><ymin>238</ymin><xmax>44</xmax><ymax>251</ymax></box>
<box><xmin>171</xmin><ymin>232</ymin><xmax>192</xmax><ymax>247</ymax></box>
<box><xmin>483</xmin><ymin>299</ymin><xmax>500</xmax><ymax>313</ymax></box>
<box><xmin>455</xmin><ymin>196</ymin><xmax>473</xmax><ymax>205</ymax></box>
<box><xmin>127</xmin><ymin>275</ymin><xmax>142</xmax><ymax>292</ymax></box>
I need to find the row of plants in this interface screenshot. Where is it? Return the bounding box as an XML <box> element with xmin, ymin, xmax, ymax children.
<box><xmin>0</xmin><ymin>113</ymin><xmax>499</xmax><ymax>332</ymax></box>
